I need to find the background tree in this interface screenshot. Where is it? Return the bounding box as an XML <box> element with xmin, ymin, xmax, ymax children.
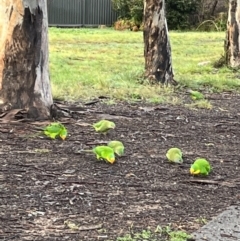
<box><xmin>224</xmin><ymin>0</ymin><xmax>240</xmax><ymax>68</ymax></box>
<box><xmin>143</xmin><ymin>0</ymin><xmax>177</xmax><ymax>85</ymax></box>
<box><xmin>0</xmin><ymin>0</ymin><xmax>52</xmax><ymax>119</ymax></box>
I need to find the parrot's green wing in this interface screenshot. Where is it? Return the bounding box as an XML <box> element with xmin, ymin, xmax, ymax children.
<box><xmin>92</xmin><ymin>120</ymin><xmax>104</xmax><ymax>128</ymax></box>
<box><xmin>107</xmin><ymin>140</ymin><xmax>125</xmax><ymax>156</ymax></box>
<box><xmin>166</xmin><ymin>147</ymin><xmax>183</xmax><ymax>164</ymax></box>
<box><xmin>114</xmin><ymin>146</ymin><xmax>124</xmax><ymax>156</ymax></box>
<box><xmin>190</xmin><ymin>158</ymin><xmax>211</xmax><ymax>176</ymax></box>
<box><xmin>93</xmin><ymin>146</ymin><xmax>115</xmax><ymax>164</ymax></box>
<box><xmin>205</xmin><ymin>162</ymin><xmax>211</xmax><ymax>173</ymax></box>
<box><xmin>58</xmin><ymin>125</ymin><xmax>68</xmax><ymax>140</ymax></box>
<box><xmin>92</xmin><ymin>120</ymin><xmax>116</xmax><ymax>134</ymax></box>
<box><xmin>189</xmin><ymin>90</ymin><xmax>204</xmax><ymax>100</ymax></box>
<box><xmin>43</xmin><ymin>123</ymin><xmax>62</xmax><ymax>139</ymax></box>
<box><xmin>44</xmin><ymin>123</ymin><xmax>62</xmax><ymax>132</ymax></box>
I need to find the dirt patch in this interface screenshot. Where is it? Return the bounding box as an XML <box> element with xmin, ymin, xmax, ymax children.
<box><xmin>0</xmin><ymin>93</ymin><xmax>240</xmax><ymax>240</ymax></box>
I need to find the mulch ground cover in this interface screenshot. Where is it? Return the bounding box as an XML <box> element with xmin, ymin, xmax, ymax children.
<box><xmin>0</xmin><ymin>93</ymin><xmax>240</xmax><ymax>240</ymax></box>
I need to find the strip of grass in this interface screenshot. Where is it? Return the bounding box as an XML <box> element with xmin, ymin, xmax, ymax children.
<box><xmin>115</xmin><ymin>225</ymin><xmax>191</xmax><ymax>241</ymax></box>
<box><xmin>49</xmin><ymin>28</ymin><xmax>240</xmax><ymax>102</ymax></box>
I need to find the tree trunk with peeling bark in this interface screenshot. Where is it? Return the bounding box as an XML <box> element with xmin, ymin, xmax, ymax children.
<box><xmin>0</xmin><ymin>0</ymin><xmax>52</xmax><ymax>119</ymax></box>
<box><xmin>225</xmin><ymin>0</ymin><xmax>240</xmax><ymax>68</ymax></box>
<box><xmin>143</xmin><ymin>0</ymin><xmax>176</xmax><ymax>85</ymax></box>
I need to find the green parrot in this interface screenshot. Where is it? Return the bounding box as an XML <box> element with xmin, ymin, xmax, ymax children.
<box><xmin>107</xmin><ymin>140</ymin><xmax>125</xmax><ymax>156</ymax></box>
<box><xmin>166</xmin><ymin>147</ymin><xmax>183</xmax><ymax>164</ymax></box>
<box><xmin>92</xmin><ymin>120</ymin><xmax>116</xmax><ymax>134</ymax></box>
<box><xmin>43</xmin><ymin>122</ymin><xmax>68</xmax><ymax>140</ymax></box>
<box><xmin>190</xmin><ymin>158</ymin><xmax>211</xmax><ymax>176</ymax></box>
<box><xmin>82</xmin><ymin>146</ymin><xmax>115</xmax><ymax>164</ymax></box>
<box><xmin>188</xmin><ymin>90</ymin><xmax>205</xmax><ymax>100</ymax></box>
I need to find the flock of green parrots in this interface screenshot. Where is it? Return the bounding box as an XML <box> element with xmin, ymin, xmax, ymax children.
<box><xmin>42</xmin><ymin>119</ymin><xmax>123</xmax><ymax>164</ymax></box>
<box><xmin>41</xmin><ymin>119</ymin><xmax>211</xmax><ymax>176</ymax></box>
<box><xmin>166</xmin><ymin>147</ymin><xmax>211</xmax><ymax>176</ymax></box>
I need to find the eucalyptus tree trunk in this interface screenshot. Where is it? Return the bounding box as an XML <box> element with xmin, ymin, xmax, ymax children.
<box><xmin>143</xmin><ymin>0</ymin><xmax>176</xmax><ymax>85</ymax></box>
<box><xmin>225</xmin><ymin>0</ymin><xmax>240</xmax><ymax>68</ymax></box>
<box><xmin>0</xmin><ymin>0</ymin><xmax>52</xmax><ymax>119</ymax></box>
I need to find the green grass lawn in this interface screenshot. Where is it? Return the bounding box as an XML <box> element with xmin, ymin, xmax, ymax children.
<box><xmin>49</xmin><ymin>28</ymin><xmax>240</xmax><ymax>103</ymax></box>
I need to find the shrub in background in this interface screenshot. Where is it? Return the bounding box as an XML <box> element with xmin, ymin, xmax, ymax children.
<box><xmin>111</xmin><ymin>0</ymin><xmax>225</xmax><ymax>31</ymax></box>
<box><xmin>112</xmin><ymin>0</ymin><xmax>143</xmax><ymax>30</ymax></box>
<box><xmin>166</xmin><ymin>0</ymin><xmax>199</xmax><ymax>30</ymax></box>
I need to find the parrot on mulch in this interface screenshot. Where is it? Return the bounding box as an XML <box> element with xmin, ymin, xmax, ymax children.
<box><xmin>92</xmin><ymin>120</ymin><xmax>116</xmax><ymax>134</ymax></box>
<box><xmin>107</xmin><ymin>140</ymin><xmax>125</xmax><ymax>156</ymax></box>
<box><xmin>43</xmin><ymin>122</ymin><xmax>68</xmax><ymax>140</ymax></box>
<box><xmin>166</xmin><ymin>147</ymin><xmax>183</xmax><ymax>164</ymax></box>
<box><xmin>81</xmin><ymin>145</ymin><xmax>116</xmax><ymax>164</ymax></box>
<box><xmin>190</xmin><ymin>158</ymin><xmax>211</xmax><ymax>176</ymax></box>
<box><xmin>188</xmin><ymin>90</ymin><xmax>205</xmax><ymax>100</ymax></box>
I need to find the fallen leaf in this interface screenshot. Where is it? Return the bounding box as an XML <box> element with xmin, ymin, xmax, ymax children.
<box><xmin>64</xmin><ymin>220</ymin><xmax>79</xmax><ymax>230</ymax></box>
<box><xmin>204</xmin><ymin>143</ymin><xmax>215</xmax><ymax>146</ymax></box>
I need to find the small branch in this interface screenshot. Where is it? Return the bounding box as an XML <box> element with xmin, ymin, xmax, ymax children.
<box><xmin>78</xmin><ymin>223</ymin><xmax>102</xmax><ymax>231</ymax></box>
<box><xmin>187</xmin><ymin>179</ymin><xmax>237</xmax><ymax>187</ymax></box>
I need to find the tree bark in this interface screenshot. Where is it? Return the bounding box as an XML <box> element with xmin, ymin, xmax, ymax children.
<box><xmin>225</xmin><ymin>0</ymin><xmax>240</xmax><ymax>68</ymax></box>
<box><xmin>143</xmin><ymin>0</ymin><xmax>176</xmax><ymax>85</ymax></box>
<box><xmin>0</xmin><ymin>0</ymin><xmax>52</xmax><ymax>119</ymax></box>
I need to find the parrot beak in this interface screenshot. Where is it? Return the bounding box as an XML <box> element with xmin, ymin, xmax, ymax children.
<box><xmin>108</xmin><ymin>158</ymin><xmax>115</xmax><ymax>164</ymax></box>
<box><xmin>190</xmin><ymin>168</ymin><xmax>200</xmax><ymax>175</ymax></box>
<box><xmin>60</xmin><ymin>135</ymin><xmax>66</xmax><ymax>140</ymax></box>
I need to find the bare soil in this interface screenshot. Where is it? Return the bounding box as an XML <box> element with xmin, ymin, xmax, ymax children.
<box><xmin>0</xmin><ymin>93</ymin><xmax>240</xmax><ymax>241</ymax></box>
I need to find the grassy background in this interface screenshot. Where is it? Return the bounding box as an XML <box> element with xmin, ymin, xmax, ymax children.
<box><xmin>49</xmin><ymin>28</ymin><xmax>240</xmax><ymax>103</ymax></box>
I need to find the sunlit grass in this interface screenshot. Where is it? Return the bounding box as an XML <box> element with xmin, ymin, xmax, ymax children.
<box><xmin>49</xmin><ymin>28</ymin><xmax>240</xmax><ymax>103</ymax></box>
<box><xmin>185</xmin><ymin>99</ymin><xmax>213</xmax><ymax>110</ymax></box>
